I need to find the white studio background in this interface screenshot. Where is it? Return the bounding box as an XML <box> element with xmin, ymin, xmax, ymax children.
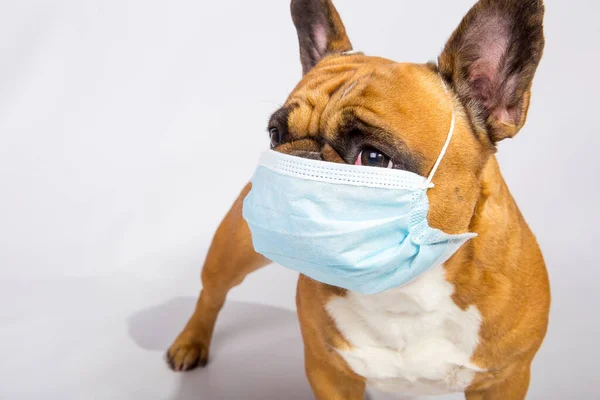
<box><xmin>0</xmin><ymin>1</ymin><xmax>598</xmax><ymax>399</ymax></box>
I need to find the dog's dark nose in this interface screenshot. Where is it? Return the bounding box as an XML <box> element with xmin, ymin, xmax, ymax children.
<box><xmin>290</xmin><ymin>150</ymin><xmax>322</xmax><ymax>160</ymax></box>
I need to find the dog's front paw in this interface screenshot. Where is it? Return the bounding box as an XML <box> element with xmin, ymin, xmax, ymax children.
<box><xmin>166</xmin><ymin>333</ymin><xmax>209</xmax><ymax>372</ymax></box>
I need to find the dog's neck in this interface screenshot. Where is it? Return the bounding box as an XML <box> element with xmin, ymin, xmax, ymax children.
<box><xmin>442</xmin><ymin>155</ymin><xmax>531</xmax><ymax>308</ymax></box>
<box><xmin>470</xmin><ymin>155</ymin><xmax>526</xmax><ymax>246</ymax></box>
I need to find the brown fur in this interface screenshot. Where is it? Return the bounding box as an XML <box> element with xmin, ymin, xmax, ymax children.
<box><xmin>167</xmin><ymin>1</ymin><xmax>550</xmax><ymax>399</ymax></box>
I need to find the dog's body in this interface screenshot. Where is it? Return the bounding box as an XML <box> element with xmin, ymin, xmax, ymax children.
<box><xmin>167</xmin><ymin>1</ymin><xmax>550</xmax><ymax>399</ymax></box>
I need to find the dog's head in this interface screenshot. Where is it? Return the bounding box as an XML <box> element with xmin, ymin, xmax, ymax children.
<box><xmin>268</xmin><ymin>0</ymin><xmax>545</xmax><ymax>234</ymax></box>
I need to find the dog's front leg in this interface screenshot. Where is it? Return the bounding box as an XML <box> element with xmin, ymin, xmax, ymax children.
<box><xmin>304</xmin><ymin>348</ymin><xmax>366</xmax><ymax>400</ymax></box>
<box><xmin>298</xmin><ymin>283</ymin><xmax>366</xmax><ymax>400</ymax></box>
<box><xmin>465</xmin><ymin>362</ymin><xmax>531</xmax><ymax>400</ymax></box>
<box><xmin>166</xmin><ymin>183</ymin><xmax>270</xmax><ymax>371</ymax></box>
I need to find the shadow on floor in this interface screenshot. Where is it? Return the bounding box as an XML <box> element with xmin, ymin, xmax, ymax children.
<box><xmin>128</xmin><ymin>298</ymin><xmax>314</xmax><ymax>400</ymax></box>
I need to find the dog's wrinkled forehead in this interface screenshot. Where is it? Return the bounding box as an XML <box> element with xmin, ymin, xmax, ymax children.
<box><xmin>269</xmin><ymin>54</ymin><xmax>456</xmax><ymax>175</ymax></box>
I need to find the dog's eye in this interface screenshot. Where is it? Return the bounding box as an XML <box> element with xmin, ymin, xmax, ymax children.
<box><xmin>269</xmin><ymin>127</ymin><xmax>281</xmax><ymax>148</ymax></box>
<box><xmin>356</xmin><ymin>148</ymin><xmax>393</xmax><ymax>168</ymax></box>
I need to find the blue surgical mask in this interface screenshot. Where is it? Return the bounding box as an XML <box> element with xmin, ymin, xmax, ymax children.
<box><xmin>242</xmin><ymin>109</ymin><xmax>476</xmax><ymax>294</ymax></box>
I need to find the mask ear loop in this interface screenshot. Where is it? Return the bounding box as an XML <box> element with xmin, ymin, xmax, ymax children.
<box><xmin>421</xmin><ymin>78</ymin><xmax>456</xmax><ymax>190</ymax></box>
<box><xmin>424</xmin><ymin>109</ymin><xmax>455</xmax><ymax>189</ymax></box>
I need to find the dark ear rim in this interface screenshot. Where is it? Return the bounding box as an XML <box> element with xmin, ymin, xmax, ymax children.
<box><xmin>291</xmin><ymin>0</ymin><xmax>353</xmax><ymax>75</ymax></box>
<box><xmin>438</xmin><ymin>0</ymin><xmax>545</xmax><ymax>143</ymax></box>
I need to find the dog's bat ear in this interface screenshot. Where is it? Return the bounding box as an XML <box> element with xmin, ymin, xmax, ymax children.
<box><xmin>438</xmin><ymin>0</ymin><xmax>545</xmax><ymax>143</ymax></box>
<box><xmin>290</xmin><ymin>0</ymin><xmax>352</xmax><ymax>75</ymax></box>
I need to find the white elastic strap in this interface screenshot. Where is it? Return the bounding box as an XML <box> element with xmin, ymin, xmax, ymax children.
<box><xmin>425</xmin><ymin>109</ymin><xmax>456</xmax><ymax>188</ymax></box>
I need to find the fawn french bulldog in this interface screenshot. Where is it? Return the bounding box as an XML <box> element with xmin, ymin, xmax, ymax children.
<box><xmin>167</xmin><ymin>1</ymin><xmax>550</xmax><ymax>399</ymax></box>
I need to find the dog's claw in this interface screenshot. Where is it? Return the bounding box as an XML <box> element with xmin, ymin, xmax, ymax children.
<box><xmin>166</xmin><ymin>341</ymin><xmax>208</xmax><ymax>372</ymax></box>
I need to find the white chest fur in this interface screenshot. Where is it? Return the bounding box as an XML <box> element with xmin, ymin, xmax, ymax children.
<box><xmin>325</xmin><ymin>265</ymin><xmax>484</xmax><ymax>396</ymax></box>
